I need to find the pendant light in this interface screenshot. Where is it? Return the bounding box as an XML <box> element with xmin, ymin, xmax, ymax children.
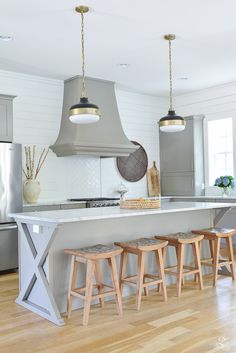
<box><xmin>159</xmin><ymin>34</ymin><xmax>185</xmax><ymax>133</ymax></box>
<box><xmin>69</xmin><ymin>5</ymin><xmax>101</xmax><ymax>124</ymax></box>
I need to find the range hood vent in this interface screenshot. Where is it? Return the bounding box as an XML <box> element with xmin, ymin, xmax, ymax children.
<box><xmin>50</xmin><ymin>76</ymin><xmax>138</xmax><ymax>157</ymax></box>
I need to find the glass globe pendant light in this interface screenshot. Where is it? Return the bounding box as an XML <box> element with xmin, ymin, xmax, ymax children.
<box><xmin>159</xmin><ymin>34</ymin><xmax>185</xmax><ymax>133</ymax></box>
<box><xmin>69</xmin><ymin>5</ymin><xmax>101</xmax><ymax>124</ymax></box>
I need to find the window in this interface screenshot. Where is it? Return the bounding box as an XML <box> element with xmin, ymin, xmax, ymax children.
<box><xmin>207</xmin><ymin>117</ymin><xmax>234</xmax><ymax>186</ymax></box>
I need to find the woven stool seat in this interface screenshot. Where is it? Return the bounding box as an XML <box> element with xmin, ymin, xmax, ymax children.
<box><xmin>115</xmin><ymin>237</ymin><xmax>168</xmax><ymax>251</ymax></box>
<box><xmin>192</xmin><ymin>228</ymin><xmax>236</xmax><ymax>239</ymax></box>
<box><xmin>155</xmin><ymin>232</ymin><xmax>203</xmax><ymax>244</ymax></box>
<box><xmin>64</xmin><ymin>244</ymin><xmax>122</xmax><ymax>259</ymax></box>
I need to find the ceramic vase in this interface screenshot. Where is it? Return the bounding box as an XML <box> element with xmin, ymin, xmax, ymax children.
<box><xmin>23</xmin><ymin>179</ymin><xmax>41</xmax><ymax>203</ymax></box>
<box><xmin>222</xmin><ymin>187</ymin><xmax>230</xmax><ymax>197</ymax></box>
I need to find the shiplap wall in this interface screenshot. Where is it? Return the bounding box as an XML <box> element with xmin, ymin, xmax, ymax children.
<box><xmin>175</xmin><ymin>81</ymin><xmax>236</xmax><ymax>195</ymax></box>
<box><xmin>0</xmin><ymin>70</ymin><xmax>166</xmax><ymax>201</ymax></box>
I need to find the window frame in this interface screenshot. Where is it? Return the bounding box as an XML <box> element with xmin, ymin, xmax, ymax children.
<box><xmin>204</xmin><ymin>112</ymin><xmax>236</xmax><ymax>189</ymax></box>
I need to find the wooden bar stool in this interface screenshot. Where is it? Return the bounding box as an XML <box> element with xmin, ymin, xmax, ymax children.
<box><xmin>155</xmin><ymin>233</ymin><xmax>204</xmax><ymax>297</ymax></box>
<box><xmin>115</xmin><ymin>238</ymin><xmax>168</xmax><ymax>310</ymax></box>
<box><xmin>64</xmin><ymin>244</ymin><xmax>123</xmax><ymax>326</ymax></box>
<box><xmin>192</xmin><ymin>228</ymin><xmax>236</xmax><ymax>286</ymax></box>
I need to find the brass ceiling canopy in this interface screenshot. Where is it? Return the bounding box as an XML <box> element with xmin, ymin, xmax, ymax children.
<box><xmin>159</xmin><ymin>34</ymin><xmax>186</xmax><ymax>133</ymax></box>
<box><xmin>69</xmin><ymin>5</ymin><xmax>101</xmax><ymax>124</ymax></box>
<box><xmin>75</xmin><ymin>5</ymin><xmax>89</xmax><ymax>13</ymax></box>
<box><xmin>164</xmin><ymin>34</ymin><xmax>176</xmax><ymax>41</ymax></box>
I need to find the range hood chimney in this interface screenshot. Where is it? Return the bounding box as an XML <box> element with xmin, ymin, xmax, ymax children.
<box><xmin>50</xmin><ymin>76</ymin><xmax>138</xmax><ymax>157</ymax></box>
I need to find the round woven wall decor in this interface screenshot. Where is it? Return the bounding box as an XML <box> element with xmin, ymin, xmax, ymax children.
<box><xmin>116</xmin><ymin>141</ymin><xmax>148</xmax><ymax>182</ymax></box>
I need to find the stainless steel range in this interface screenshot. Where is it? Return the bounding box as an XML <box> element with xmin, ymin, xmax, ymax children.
<box><xmin>68</xmin><ymin>197</ymin><xmax>120</xmax><ymax>208</ymax></box>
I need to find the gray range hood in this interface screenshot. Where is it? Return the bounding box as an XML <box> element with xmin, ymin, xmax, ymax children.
<box><xmin>50</xmin><ymin>76</ymin><xmax>138</xmax><ymax>157</ymax></box>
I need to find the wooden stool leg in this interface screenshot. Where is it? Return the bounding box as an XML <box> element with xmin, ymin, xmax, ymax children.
<box><xmin>174</xmin><ymin>245</ymin><xmax>184</xmax><ymax>286</ymax></box>
<box><xmin>94</xmin><ymin>261</ymin><xmax>105</xmax><ymax>308</ymax></box>
<box><xmin>213</xmin><ymin>238</ymin><xmax>220</xmax><ymax>287</ymax></box>
<box><xmin>226</xmin><ymin>236</ymin><xmax>235</xmax><ymax>281</ymax></box>
<box><xmin>108</xmin><ymin>257</ymin><xmax>123</xmax><ymax>316</ymax></box>
<box><xmin>194</xmin><ymin>241</ymin><xmax>202</xmax><ymax>282</ymax></box>
<box><xmin>144</xmin><ymin>256</ymin><xmax>149</xmax><ymax>297</ymax></box>
<box><xmin>192</xmin><ymin>241</ymin><xmax>203</xmax><ymax>290</ymax></box>
<box><xmin>209</xmin><ymin>239</ymin><xmax>214</xmax><ymax>260</ymax></box>
<box><xmin>157</xmin><ymin>246</ymin><xmax>167</xmax><ymax>292</ymax></box>
<box><xmin>67</xmin><ymin>255</ymin><xmax>79</xmax><ymax>318</ymax></box>
<box><xmin>176</xmin><ymin>244</ymin><xmax>184</xmax><ymax>297</ymax></box>
<box><xmin>156</xmin><ymin>248</ymin><xmax>167</xmax><ymax>302</ymax></box>
<box><xmin>83</xmin><ymin>260</ymin><xmax>95</xmax><ymax>326</ymax></box>
<box><xmin>119</xmin><ymin>251</ymin><xmax>128</xmax><ymax>294</ymax></box>
<box><xmin>136</xmin><ymin>251</ymin><xmax>146</xmax><ymax>310</ymax></box>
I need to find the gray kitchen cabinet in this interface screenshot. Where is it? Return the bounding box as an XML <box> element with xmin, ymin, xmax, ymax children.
<box><xmin>0</xmin><ymin>94</ymin><xmax>15</xmax><ymax>142</ymax></box>
<box><xmin>160</xmin><ymin>115</ymin><xmax>205</xmax><ymax>196</ymax></box>
<box><xmin>160</xmin><ymin>119</ymin><xmax>194</xmax><ymax>173</ymax></box>
<box><xmin>160</xmin><ymin>172</ymin><xmax>194</xmax><ymax>196</ymax></box>
<box><xmin>61</xmin><ymin>203</ymin><xmax>85</xmax><ymax>209</ymax></box>
<box><xmin>23</xmin><ymin>205</ymin><xmax>61</xmax><ymax>212</ymax></box>
<box><xmin>23</xmin><ymin>202</ymin><xmax>86</xmax><ymax>212</ymax></box>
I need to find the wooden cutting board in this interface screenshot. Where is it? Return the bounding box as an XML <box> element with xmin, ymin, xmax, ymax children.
<box><xmin>147</xmin><ymin>161</ymin><xmax>160</xmax><ymax>196</ymax></box>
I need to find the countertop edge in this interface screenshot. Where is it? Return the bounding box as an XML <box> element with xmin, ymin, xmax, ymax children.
<box><xmin>9</xmin><ymin>202</ymin><xmax>236</xmax><ymax>224</ymax></box>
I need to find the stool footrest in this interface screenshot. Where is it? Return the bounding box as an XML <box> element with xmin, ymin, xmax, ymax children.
<box><xmin>200</xmin><ymin>258</ymin><xmax>232</xmax><ymax>268</ymax></box>
<box><xmin>165</xmin><ymin>266</ymin><xmax>200</xmax><ymax>277</ymax></box>
<box><xmin>122</xmin><ymin>280</ymin><xmax>138</xmax><ymax>288</ymax></box>
<box><xmin>72</xmin><ymin>283</ymin><xmax>113</xmax><ymax>294</ymax></box>
<box><xmin>218</xmin><ymin>261</ymin><xmax>232</xmax><ymax>267</ymax></box>
<box><xmin>92</xmin><ymin>291</ymin><xmax>116</xmax><ymax>300</ymax></box>
<box><xmin>144</xmin><ymin>273</ymin><xmax>160</xmax><ymax>280</ymax></box>
<box><xmin>143</xmin><ymin>279</ymin><xmax>163</xmax><ymax>287</ymax></box>
<box><xmin>71</xmin><ymin>287</ymin><xmax>117</xmax><ymax>300</ymax></box>
<box><xmin>122</xmin><ymin>273</ymin><xmax>163</xmax><ymax>288</ymax></box>
<box><xmin>123</xmin><ymin>275</ymin><xmax>138</xmax><ymax>281</ymax></box>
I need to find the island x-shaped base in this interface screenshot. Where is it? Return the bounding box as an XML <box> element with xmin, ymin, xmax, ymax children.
<box><xmin>15</xmin><ymin>220</ymin><xmax>65</xmax><ymax>326</ymax></box>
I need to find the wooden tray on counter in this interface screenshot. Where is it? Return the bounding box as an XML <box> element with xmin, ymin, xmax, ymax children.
<box><xmin>120</xmin><ymin>198</ymin><xmax>160</xmax><ymax>209</ymax></box>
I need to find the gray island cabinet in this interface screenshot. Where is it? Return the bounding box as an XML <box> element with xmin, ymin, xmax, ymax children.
<box><xmin>10</xmin><ymin>201</ymin><xmax>235</xmax><ymax>326</ymax></box>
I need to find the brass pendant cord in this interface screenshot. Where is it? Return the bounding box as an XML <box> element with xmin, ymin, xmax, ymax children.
<box><xmin>81</xmin><ymin>10</ymin><xmax>87</xmax><ymax>98</ymax></box>
<box><xmin>168</xmin><ymin>39</ymin><xmax>173</xmax><ymax>111</ymax></box>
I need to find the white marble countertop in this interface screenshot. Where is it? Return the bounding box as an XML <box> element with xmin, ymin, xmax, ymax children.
<box><xmin>10</xmin><ymin>201</ymin><xmax>236</xmax><ymax>224</ymax></box>
<box><xmin>167</xmin><ymin>195</ymin><xmax>236</xmax><ymax>200</ymax></box>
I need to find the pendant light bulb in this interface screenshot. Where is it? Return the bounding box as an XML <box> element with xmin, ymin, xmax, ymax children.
<box><xmin>159</xmin><ymin>34</ymin><xmax>185</xmax><ymax>133</ymax></box>
<box><xmin>69</xmin><ymin>5</ymin><xmax>101</xmax><ymax>124</ymax></box>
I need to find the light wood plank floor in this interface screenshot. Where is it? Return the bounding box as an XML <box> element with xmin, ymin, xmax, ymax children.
<box><xmin>1</xmin><ymin>273</ymin><xmax>236</xmax><ymax>353</ymax></box>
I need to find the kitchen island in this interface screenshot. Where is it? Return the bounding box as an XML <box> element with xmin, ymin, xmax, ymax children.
<box><xmin>10</xmin><ymin>201</ymin><xmax>236</xmax><ymax>326</ymax></box>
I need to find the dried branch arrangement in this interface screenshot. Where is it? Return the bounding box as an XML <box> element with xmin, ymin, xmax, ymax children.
<box><xmin>23</xmin><ymin>145</ymin><xmax>49</xmax><ymax>180</ymax></box>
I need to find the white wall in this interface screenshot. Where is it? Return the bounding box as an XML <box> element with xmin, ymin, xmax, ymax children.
<box><xmin>0</xmin><ymin>70</ymin><xmax>166</xmax><ymax>201</ymax></box>
<box><xmin>175</xmin><ymin>82</ymin><xmax>236</xmax><ymax>196</ymax></box>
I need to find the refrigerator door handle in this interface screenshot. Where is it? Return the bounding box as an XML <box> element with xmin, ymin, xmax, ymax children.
<box><xmin>0</xmin><ymin>224</ymin><xmax>18</xmax><ymax>231</ymax></box>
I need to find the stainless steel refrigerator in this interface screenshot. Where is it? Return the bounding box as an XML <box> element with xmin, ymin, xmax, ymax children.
<box><xmin>0</xmin><ymin>143</ymin><xmax>22</xmax><ymax>271</ymax></box>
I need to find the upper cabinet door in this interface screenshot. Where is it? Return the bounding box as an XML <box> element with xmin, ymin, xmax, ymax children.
<box><xmin>160</xmin><ymin>118</ymin><xmax>194</xmax><ymax>173</ymax></box>
<box><xmin>0</xmin><ymin>95</ymin><xmax>15</xmax><ymax>142</ymax></box>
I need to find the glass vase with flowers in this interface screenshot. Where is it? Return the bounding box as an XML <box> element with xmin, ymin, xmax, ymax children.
<box><xmin>214</xmin><ymin>175</ymin><xmax>235</xmax><ymax>197</ymax></box>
